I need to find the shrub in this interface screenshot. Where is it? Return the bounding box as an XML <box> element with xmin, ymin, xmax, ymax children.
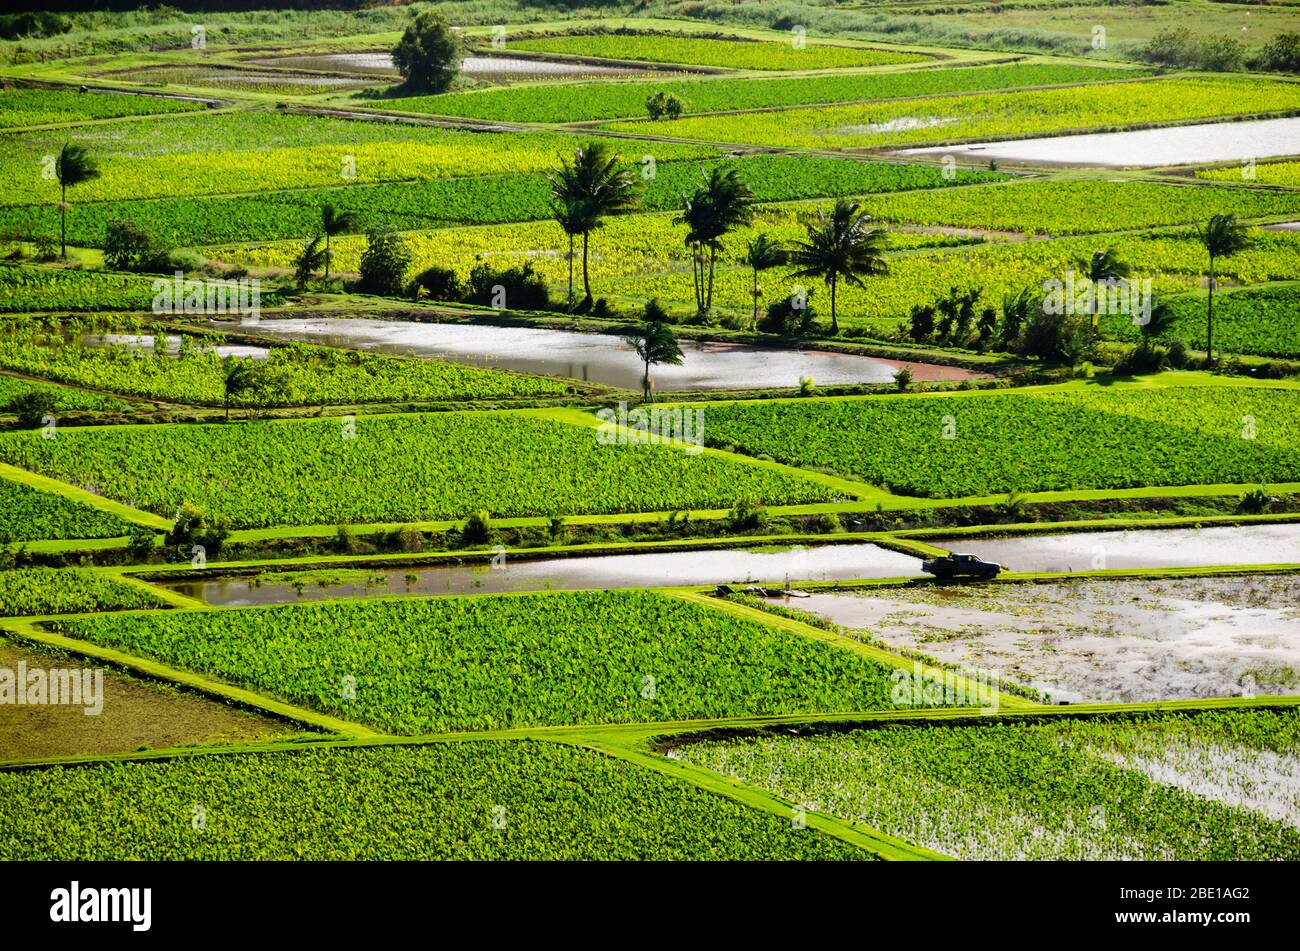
<box><xmin>104</xmin><ymin>219</ymin><xmax>167</xmax><ymax>272</ymax></box>
<box><xmin>729</xmin><ymin>495</ymin><xmax>769</xmax><ymax>531</ymax></box>
<box><xmin>759</xmin><ymin>293</ymin><xmax>816</xmax><ymax>336</ymax></box>
<box><xmin>1255</xmin><ymin>32</ymin><xmax>1300</xmax><ymax>73</ymax></box>
<box><xmin>1237</xmin><ymin>485</ymin><xmax>1275</xmax><ymax>514</ymax></box>
<box><xmin>409</xmin><ymin>265</ymin><xmax>463</xmax><ymax>302</ymax></box>
<box><xmin>893</xmin><ymin>366</ymin><xmax>913</xmax><ymax>392</ymax></box>
<box><xmin>9</xmin><ymin>391</ymin><xmax>56</xmax><ymax>429</ymax></box>
<box><xmin>462</xmin><ymin>510</ymin><xmax>492</xmax><ymax>545</ymax></box>
<box><xmin>165</xmin><ymin>502</ymin><xmax>230</xmax><ymax>561</ymax></box>
<box><xmin>465</xmin><ymin>261</ymin><xmax>549</xmax><ymax>311</ymax></box>
<box><xmin>358</xmin><ymin>228</ymin><xmax>413</xmax><ymax>297</ymax></box>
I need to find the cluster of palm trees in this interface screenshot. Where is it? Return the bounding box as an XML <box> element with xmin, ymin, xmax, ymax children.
<box><xmin>547</xmin><ymin>144</ymin><xmax>896</xmax><ymax>334</ymax></box>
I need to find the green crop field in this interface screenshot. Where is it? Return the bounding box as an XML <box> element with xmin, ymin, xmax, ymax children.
<box><xmin>0</xmin><ymin>372</ymin><xmax>130</xmax><ymax>414</ymax></box>
<box><xmin>0</xmin><ymin>322</ymin><xmax>570</xmax><ymax>405</ymax></box>
<box><xmin>0</xmin><ymin>266</ymin><xmax>159</xmax><ymax>312</ymax></box>
<box><xmin>0</xmin><ymin>567</ymin><xmax>161</xmax><ymax>616</ymax></box>
<box><xmin>0</xmin><ymin>154</ymin><xmax>1003</xmax><ymax>248</ymax></box>
<box><xmin>0</xmin><ymin>475</ymin><xmax>137</xmax><ymax>541</ymax></box>
<box><xmin>678</xmin><ymin>709</ymin><xmax>1300</xmax><ymax>860</ymax></box>
<box><xmin>0</xmin><ymin>114</ymin><xmax>713</xmax><ymax>206</ymax></box>
<box><xmin>1200</xmin><ymin>161</ymin><xmax>1300</xmax><ymax>189</ymax></box>
<box><xmin>603</xmin><ymin>77</ymin><xmax>1300</xmax><ymax>149</ymax></box>
<box><xmin>49</xmin><ymin>591</ymin><xmax>902</xmax><ymax>732</ymax></box>
<box><xmin>0</xmin><ymin>740</ymin><xmax>867</xmax><ymax>860</ymax></box>
<box><xmin>1104</xmin><ymin>283</ymin><xmax>1300</xmax><ymax>359</ymax></box>
<box><xmin>0</xmin><ymin>87</ymin><xmax>204</xmax><ymax>128</ymax></box>
<box><xmin>508</xmin><ymin>32</ymin><xmax>927</xmax><ymax>70</ymax></box>
<box><xmin>384</xmin><ymin>62</ymin><xmax>1144</xmax><ymax>124</ymax></box>
<box><xmin>699</xmin><ymin>385</ymin><xmax>1300</xmax><ymax>497</ymax></box>
<box><xmin>0</xmin><ymin>411</ymin><xmax>834</xmax><ymax>527</ymax></box>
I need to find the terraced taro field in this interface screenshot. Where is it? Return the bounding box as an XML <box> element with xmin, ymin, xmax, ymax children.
<box><xmin>1</xmin><ymin>3</ymin><xmax>1298</xmax><ymax>879</ymax></box>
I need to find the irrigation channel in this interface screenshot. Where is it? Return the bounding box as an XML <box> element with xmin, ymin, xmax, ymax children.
<box><xmin>201</xmin><ymin>316</ymin><xmax>984</xmax><ymax>390</ymax></box>
<box><xmin>163</xmin><ymin>524</ymin><xmax>1300</xmax><ymax>607</ymax></box>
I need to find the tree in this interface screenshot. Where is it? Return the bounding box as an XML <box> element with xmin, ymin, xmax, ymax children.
<box><xmin>1198</xmin><ymin>213</ymin><xmax>1251</xmax><ymax>364</ymax></box>
<box><xmin>358</xmin><ymin>227</ymin><xmax>413</xmax><ymax>296</ymax></box>
<box><xmin>551</xmin><ymin>195</ymin><xmax>594</xmax><ymax>311</ymax></box>
<box><xmin>221</xmin><ymin>355</ymin><xmax>256</xmax><ymax>422</ymax></box>
<box><xmin>787</xmin><ymin>199</ymin><xmax>888</xmax><ymax>335</ymax></box>
<box><xmin>1256</xmin><ymin>32</ymin><xmax>1300</xmax><ymax>73</ymax></box>
<box><xmin>320</xmin><ymin>204</ymin><xmax>358</xmax><ymax>280</ymax></box>
<box><xmin>645</xmin><ymin>91</ymin><xmax>684</xmax><ymax>120</ymax></box>
<box><xmin>294</xmin><ymin>235</ymin><xmax>328</xmax><ymax>288</ymax></box>
<box><xmin>1080</xmin><ymin>247</ymin><xmax>1131</xmax><ymax>330</ymax></box>
<box><xmin>392</xmin><ymin>10</ymin><xmax>461</xmax><ymax>94</ymax></box>
<box><xmin>675</xmin><ymin>167</ymin><xmax>754</xmax><ymax>316</ymax></box>
<box><xmin>547</xmin><ymin>142</ymin><xmax>641</xmax><ymax>308</ymax></box>
<box><xmin>10</xmin><ymin>390</ymin><xmax>56</xmax><ymax>429</ymax></box>
<box><xmin>55</xmin><ymin>142</ymin><xmax>99</xmax><ymax>259</ymax></box>
<box><xmin>623</xmin><ymin>307</ymin><xmax>683</xmax><ymax>402</ymax></box>
<box><xmin>743</xmin><ymin>233</ymin><xmax>785</xmax><ymax>328</ymax></box>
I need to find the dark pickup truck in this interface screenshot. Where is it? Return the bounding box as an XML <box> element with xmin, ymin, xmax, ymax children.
<box><xmin>921</xmin><ymin>552</ymin><xmax>1003</xmax><ymax>580</ymax></box>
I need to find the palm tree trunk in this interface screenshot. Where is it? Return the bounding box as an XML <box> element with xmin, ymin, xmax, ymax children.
<box><xmin>1206</xmin><ymin>258</ymin><xmax>1216</xmax><ymax>365</ymax></box>
<box><xmin>566</xmin><ymin>233</ymin><xmax>575</xmax><ymax>311</ymax></box>
<box><xmin>706</xmin><ymin>245</ymin><xmax>717</xmax><ymax>312</ymax></box>
<box><xmin>690</xmin><ymin>244</ymin><xmax>702</xmax><ymax>314</ymax></box>
<box><xmin>581</xmin><ymin>231</ymin><xmax>592</xmax><ymax>307</ymax></box>
<box><xmin>324</xmin><ymin>233</ymin><xmax>331</xmax><ymax>280</ymax></box>
<box><xmin>752</xmin><ymin>268</ymin><xmax>759</xmax><ymax>327</ymax></box>
<box><xmin>830</xmin><ymin>277</ymin><xmax>839</xmax><ymax>336</ymax></box>
<box><xmin>60</xmin><ymin>183</ymin><xmax>67</xmax><ymax>259</ymax></box>
<box><xmin>225</xmin><ymin>391</ymin><xmax>230</xmax><ymax>422</ymax></box>
<box><xmin>643</xmin><ymin>358</ymin><xmax>650</xmax><ymax>403</ymax></box>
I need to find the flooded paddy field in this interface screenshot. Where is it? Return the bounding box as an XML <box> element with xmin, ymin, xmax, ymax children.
<box><xmin>214</xmin><ymin>316</ymin><xmax>986</xmax><ymax>390</ymax></box>
<box><xmin>795</xmin><ymin>573</ymin><xmax>1300</xmax><ymax>703</ymax></box>
<box><xmin>160</xmin><ymin>542</ymin><xmax>925</xmax><ymax>607</ymax></box>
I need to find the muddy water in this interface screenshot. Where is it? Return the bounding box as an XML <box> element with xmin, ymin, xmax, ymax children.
<box><xmin>212</xmin><ymin>316</ymin><xmax>984</xmax><ymax>390</ymax></box>
<box><xmin>794</xmin><ymin>574</ymin><xmax>1300</xmax><ymax>703</ymax></box>
<box><xmin>899</xmin><ymin>116</ymin><xmax>1300</xmax><ymax>168</ymax></box>
<box><xmin>927</xmin><ymin>524</ymin><xmax>1300</xmax><ymax>574</ymax></box>
<box><xmin>163</xmin><ymin>542</ymin><xmax>923</xmax><ymax>607</ymax></box>
<box><xmin>248</xmin><ymin>52</ymin><xmax>656</xmax><ymax>82</ymax></box>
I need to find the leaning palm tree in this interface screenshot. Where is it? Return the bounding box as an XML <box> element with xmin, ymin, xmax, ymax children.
<box><xmin>743</xmin><ymin>233</ymin><xmax>785</xmax><ymax>327</ymax></box>
<box><xmin>1198</xmin><ymin>214</ymin><xmax>1251</xmax><ymax>364</ymax></box>
<box><xmin>1080</xmin><ymin>248</ymin><xmax>1131</xmax><ymax>331</ymax></box>
<box><xmin>551</xmin><ymin>195</ymin><xmax>594</xmax><ymax>312</ymax></box>
<box><xmin>55</xmin><ymin>142</ymin><xmax>100</xmax><ymax>259</ymax></box>
<box><xmin>547</xmin><ymin>142</ymin><xmax>642</xmax><ymax>308</ymax></box>
<box><xmin>294</xmin><ymin>235</ymin><xmax>329</xmax><ymax>288</ymax></box>
<box><xmin>320</xmin><ymin>205</ymin><xmax>358</xmax><ymax>280</ymax></box>
<box><xmin>676</xmin><ymin>167</ymin><xmax>754</xmax><ymax>315</ymax></box>
<box><xmin>624</xmin><ymin>311</ymin><xmax>683</xmax><ymax>403</ymax></box>
<box><xmin>675</xmin><ymin>191</ymin><xmax>712</xmax><ymax>316</ymax></box>
<box><xmin>787</xmin><ymin>199</ymin><xmax>888</xmax><ymax>335</ymax></box>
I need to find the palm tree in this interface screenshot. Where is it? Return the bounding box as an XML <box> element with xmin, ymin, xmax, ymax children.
<box><xmin>221</xmin><ymin>355</ymin><xmax>257</xmax><ymax>422</ymax></box>
<box><xmin>1199</xmin><ymin>214</ymin><xmax>1251</xmax><ymax>364</ymax></box>
<box><xmin>294</xmin><ymin>235</ymin><xmax>329</xmax><ymax>288</ymax></box>
<box><xmin>787</xmin><ymin>199</ymin><xmax>888</xmax><ymax>335</ymax></box>
<box><xmin>743</xmin><ymin>234</ymin><xmax>785</xmax><ymax>327</ymax></box>
<box><xmin>547</xmin><ymin>142</ymin><xmax>641</xmax><ymax>308</ymax></box>
<box><xmin>551</xmin><ymin>195</ymin><xmax>594</xmax><ymax>312</ymax></box>
<box><xmin>674</xmin><ymin>167</ymin><xmax>754</xmax><ymax>315</ymax></box>
<box><xmin>320</xmin><ymin>205</ymin><xmax>358</xmax><ymax>280</ymax></box>
<box><xmin>1080</xmin><ymin>248</ymin><xmax>1131</xmax><ymax>331</ymax></box>
<box><xmin>624</xmin><ymin>311</ymin><xmax>683</xmax><ymax>403</ymax></box>
<box><xmin>55</xmin><ymin>143</ymin><xmax>100</xmax><ymax>259</ymax></box>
